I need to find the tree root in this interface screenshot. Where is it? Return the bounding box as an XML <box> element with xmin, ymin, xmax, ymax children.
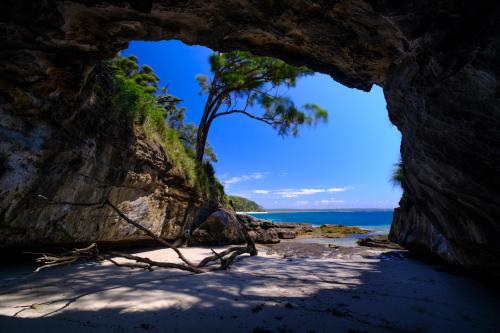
<box><xmin>28</xmin><ymin>198</ymin><xmax>258</xmax><ymax>274</ymax></box>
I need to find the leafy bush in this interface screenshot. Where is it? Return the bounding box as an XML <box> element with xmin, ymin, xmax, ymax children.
<box><xmin>108</xmin><ymin>54</ymin><xmax>224</xmax><ymax>200</ymax></box>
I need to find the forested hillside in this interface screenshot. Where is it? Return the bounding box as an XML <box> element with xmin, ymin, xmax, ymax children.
<box><xmin>227</xmin><ymin>195</ymin><xmax>264</xmax><ymax>212</ymax></box>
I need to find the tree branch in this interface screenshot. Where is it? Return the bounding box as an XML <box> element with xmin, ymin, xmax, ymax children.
<box><xmin>104</xmin><ymin>199</ymin><xmax>199</xmax><ymax>270</ymax></box>
<box><xmin>106</xmin><ymin>251</ymin><xmax>201</xmax><ymax>273</ymax></box>
<box><xmin>213</xmin><ymin>109</ymin><xmax>277</xmax><ymax>125</ymax></box>
<box><xmin>29</xmin><ymin>198</ymin><xmax>258</xmax><ymax>274</ymax></box>
<box><xmin>197</xmin><ymin>246</ymin><xmax>250</xmax><ymax>268</ymax></box>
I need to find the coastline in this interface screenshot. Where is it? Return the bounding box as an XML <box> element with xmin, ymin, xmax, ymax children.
<box><xmin>246</xmin><ymin>210</ymin><xmax>393</xmax><ymax>229</ymax></box>
<box><xmin>236</xmin><ymin>211</ymin><xmax>268</xmax><ymax>214</ymax></box>
<box><xmin>243</xmin><ymin>210</ymin><xmax>392</xmax><ymax>247</ymax></box>
<box><xmin>292</xmin><ymin>230</ymin><xmax>387</xmax><ymax>248</ymax></box>
<box><xmin>244</xmin><ymin>208</ymin><xmax>394</xmax><ymax>214</ymax></box>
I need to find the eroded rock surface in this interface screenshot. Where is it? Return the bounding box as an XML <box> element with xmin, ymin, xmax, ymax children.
<box><xmin>0</xmin><ymin>72</ymin><xmax>216</xmax><ymax>248</ymax></box>
<box><xmin>1</xmin><ymin>1</ymin><xmax>499</xmax><ymax>272</ymax></box>
<box><xmin>190</xmin><ymin>209</ymin><xmax>246</xmax><ymax>245</ymax></box>
<box><xmin>190</xmin><ymin>211</ymin><xmax>312</xmax><ymax>245</ymax></box>
<box><xmin>238</xmin><ymin>214</ymin><xmax>313</xmax><ymax>244</ymax></box>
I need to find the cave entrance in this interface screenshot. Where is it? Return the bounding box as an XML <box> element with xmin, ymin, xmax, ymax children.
<box><xmin>119</xmin><ymin>40</ymin><xmax>401</xmax><ymax>237</ymax></box>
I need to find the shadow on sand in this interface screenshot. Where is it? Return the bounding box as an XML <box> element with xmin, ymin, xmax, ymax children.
<box><xmin>0</xmin><ymin>248</ymin><xmax>499</xmax><ymax>333</ymax></box>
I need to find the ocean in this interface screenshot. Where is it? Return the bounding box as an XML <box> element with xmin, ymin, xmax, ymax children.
<box><xmin>248</xmin><ymin>210</ymin><xmax>393</xmax><ymax>246</ymax></box>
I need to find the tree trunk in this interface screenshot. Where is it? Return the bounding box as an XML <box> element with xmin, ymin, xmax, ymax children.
<box><xmin>196</xmin><ymin>84</ymin><xmax>223</xmax><ymax>167</ymax></box>
<box><xmin>195</xmin><ymin>124</ymin><xmax>208</xmax><ymax>166</ymax></box>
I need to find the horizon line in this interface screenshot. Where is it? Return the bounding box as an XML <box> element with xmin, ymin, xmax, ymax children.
<box><xmin>257</xmin><ymin>207</ymin><xmax>396</xmax><ymax>211</ymax></box>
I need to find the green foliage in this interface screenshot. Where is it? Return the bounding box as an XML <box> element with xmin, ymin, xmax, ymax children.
<box><xmin>197</xmin><ymin>161</ymin><xmax>225</xmax><ymax>201</ymax></box>
<box><xmin>206</xmin><ymin>51</ymin><xmax>312</xmax><ymax>91</ymax></box>
<box><xmin>226</xmin><ymin>195</ymin><xmax>264</xmax><ymax>212</ymax></box>
<box><xmin>177</xmin><ymin>124</ymin><xmax>218</xmax><ymax>163</ymax></box>
<box><xmin>112</xmin><ymin>77</ymin><xmax>167</xmax><ymax>132</ymax></box>
<box><xmin>113</xmin><ymin>55</ymin><xmax>159</xmax><ymax>94</ymax></box>
<box><xmin>195</xmin><ymin>50</ymin><xmax>328</xmax><ymax>162</ymax></box>
<box><xmin>109</xmin><ymin>54</ymin><xmax>223</xmax><ymax>200</ymax></box>
<box><xmin>391</xmin><ymin>159</ymin><xmax>404</xmax><ymax>187</ymax></box>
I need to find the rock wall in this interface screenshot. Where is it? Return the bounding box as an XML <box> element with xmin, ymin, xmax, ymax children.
<box><xmin>0</xmin><ymin>65</ymin><xmax>216</xmax><ymax>248</ymax></box>
<box><xmin>383</xmin><ymin>2</ymin><xmax>500</xmax><ymax>273</ymax></box>
<box><xmin>1</xmin><ymin>1</ymin><xmax>499</xmax><ymax>271</ymax></box>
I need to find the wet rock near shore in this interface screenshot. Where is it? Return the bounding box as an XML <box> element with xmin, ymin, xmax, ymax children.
<box><xmin>357</xmin><ymin>235</ymin><xmax>402</xmax><ymax>250</ymax></box>
<box><xmin>264</xmin><ymin>241</ymin><xmax>408</xmax><ymax>261</ymax></box>
<box><xmin>306</xmin><ymin>224</ymin><xmax>371</xmax><ymax>238</ymax></box>
<box><xmin>189</xmin><ymin>211</ymin><xmax>313</xmax><ymax>245</ymax></box>
<box><xmin>238</xmin><ymin>214</ymin><xmax>313</xmax><ymax>244</ymax></box>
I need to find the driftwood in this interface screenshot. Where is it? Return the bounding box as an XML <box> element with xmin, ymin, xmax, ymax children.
<box><xmin>28</xmin><ymin>197</ymin><xmax>258</xmax><ymax>274</ymax></box>
<box><xmin>26</xmin><ymin>243</ymin><xmax>101</xmax><ymax>273</ymax></box>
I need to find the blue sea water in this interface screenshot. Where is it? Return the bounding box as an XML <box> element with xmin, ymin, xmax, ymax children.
<box><xmin>249</xmin><ymin>210</ymin><xmax>393</xmax><ymax>234</ymax></box>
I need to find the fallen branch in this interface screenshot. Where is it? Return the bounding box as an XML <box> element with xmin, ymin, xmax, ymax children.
<box><xmin>104</xmin><ymin>199</ymin><xmax>199</xmax><ymax>270</ymax></box>
<box><xmin>197</xmin><ymin>246</ymin><xmax>251</xmax><ymax>268</ymax></box>
<box><xmin>106</xmin><ymin>251</ymin><xmax>201</xmax><ymax>273</ymax></box>
<box><xmin>105</xmin><ymin>257</ymin><xmax>153</xmax><ymax>271</ymax></box>
<box><xmin>24</xmin><ymin>243</ymin><xmax>100</xmax><ymax>272</ymax></box>
<box><xmin>29</xmin><ymin>197</ymin><xmax>258</xmax><ymax>274</ymax></box>
<box><xmin>197</xmin><ymin>214</ymin><xmax>258</xmax><ymax>268</ymax></box>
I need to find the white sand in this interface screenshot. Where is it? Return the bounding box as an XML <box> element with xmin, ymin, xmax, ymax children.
<box><xmin>0</xmin><ymin>245</ymin><xmax>498</xmax><ymax>332</ymax></box>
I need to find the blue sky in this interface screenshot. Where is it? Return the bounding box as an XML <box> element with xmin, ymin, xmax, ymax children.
<box><xmin>123</xmin><ymin>40</ymin><xmax>402</xmax><ymax>209</ymax></box>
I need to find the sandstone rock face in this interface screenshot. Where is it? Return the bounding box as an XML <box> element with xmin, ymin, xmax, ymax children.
<box><xmin>0</xmin><ymin>69</ymin><xmax>216</xmax><ymax>248</ymax></box>
<box><xmin>390</xmin><ymin>203</ymin><xmax>452</xmax><ymax>258</ymax></box>
<box><xmin>1</xmin><ymin>1</ymin><xmax>499</xmax><ymax>271</ymax></box>
<box><xmin>382</xmin><ymin>4</ymin><xmax>500</xmax><ymax>273</ymax></box>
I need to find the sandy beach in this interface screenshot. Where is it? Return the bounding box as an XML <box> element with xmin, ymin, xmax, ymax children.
<box><xmin>1</xmin><ymin>243</ymin><xmax>499</xmax><ymax>333</ymax></box>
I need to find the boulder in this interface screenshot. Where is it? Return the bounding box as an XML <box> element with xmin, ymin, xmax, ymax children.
<box><xmin>238</xmin><ymin>214</ymin><xmax>312</xmax><ymax>243</ymax></box>
<box><xmin>278</xmin><ymin>231</ymin><xmax>296</xmax><ymax>240</ymax></box>
<box><xmin>255</xmin><ymin>229</ymin><xmax>280</xmax><ymax>244</ymax></box>
<box><xmin>190</xmin><ymin>212</ymin><xmax>313</xmax><ymax>245</ymax></box>
<box><xmin>190</xmin><ymin>210</ymin><xmax>246</xmax><ymax>245</ymax></box>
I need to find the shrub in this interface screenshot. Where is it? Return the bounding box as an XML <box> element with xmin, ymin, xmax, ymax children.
<box><xmin>108</xmin><ymin>54</ymin><xmax>224</xmax><ymax>199</ymax></box>
<box><xmin>391</xmin><ymin>159</ymin><xmax>404</xmax><ymax>187</ymax></box>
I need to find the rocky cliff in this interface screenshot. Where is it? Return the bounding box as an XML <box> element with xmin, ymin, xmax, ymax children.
<box><xmin>0</xmin><ymin>64</ymin><xmax>216</xmax><ymax>248</ymax></box>
<box><xmin>1</xmin><ymin>1</ymin><xmax>499</xmax><ymax>272</ymax></box>
<box><xmin>382</xmin><ymin>2</ymin><xmax>500</xmax><ymax>273</ymax></box>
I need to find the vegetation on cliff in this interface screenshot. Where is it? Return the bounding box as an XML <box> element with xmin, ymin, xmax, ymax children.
<box><xmin>391</xmin><ymin>159</ymin><xmax>404</xmax><ymax>187</ymax></box>
<box><xmin>226</xmin><ymin>195</ymin><xmax>265</xmax><ymax>212</ymax></box>
<box><xmin>194</xmin><ymin>50</ymin><xmax>328</xmax><ymax>165</ymax></box>
<box><xmin>108</xmin><ymin>54</ymin><xmax>224</xmax><ymax>199</ymax></box>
